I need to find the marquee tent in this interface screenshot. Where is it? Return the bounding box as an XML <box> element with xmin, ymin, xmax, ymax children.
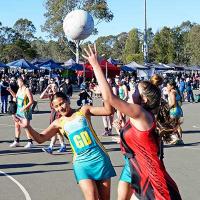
<box><xmin>38</xmin><ymin>59</ymin><xmax>63</xmax><ymax>70</ymax></box>
<box><xmin>0</xmin><ymin>61</ymin><xmax>8</xmax><ymax>69</ymax></box>
<box><xmin>121</xmin><ymin>61</ymin><xmax>148</xmax><ymax>71</ymax></box>
<box><xmin>7</xmin><ymin>59</ymin><xmax>38</xmax><ymax>70</ymax></box>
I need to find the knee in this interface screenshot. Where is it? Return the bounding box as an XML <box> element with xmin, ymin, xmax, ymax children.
<box><xmin>15</xmin><ymin>122</ymin><xmax>20</xmax><ymax>130</ymax></box>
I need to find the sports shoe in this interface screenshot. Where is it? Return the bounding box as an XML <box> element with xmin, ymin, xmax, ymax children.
<box><xmin>10</xmin><ymin>141</ymin><xmax>20</xmax><ymax>148</ymax></box>
<box><xmin>175</xmin><ymin>139</ymin><xmax>184</xmax><ymax>145</ymax></box>
<box><xmin>102</xmin><ymin>131</ymin><xmax>109</xmax><ymax>136</ymax></box>
<box><xmin>107</xmin><ymin>130</ymin><xmax>113</xmax><ymax>136</ymax></box>
<box><xmin>24</xmin><ymin>142</ymin><xmax>34</xmax><ymax>149</ymax></box>
<box><xmin>57</xmin><ymin>145</ymin><xmax>67</xmax><ymax>153</ymax></box>
<box><xmin>42</xmin><ymin>146</ymin><xmax>53</xmax><ymax>154</ymax></box>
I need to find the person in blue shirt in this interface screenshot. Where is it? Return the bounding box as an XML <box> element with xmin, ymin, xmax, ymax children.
<box><xmin>185</xmin><ymin>78</ymin><xmax>194</xmax><ymax>103</ymax></box>
<box><xmin>179</xmin><ymin>78</ymin><xmax>185</xmax><ymax>102</ymax></box>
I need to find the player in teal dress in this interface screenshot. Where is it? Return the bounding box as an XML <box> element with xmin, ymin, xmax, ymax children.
<box><xmin>15</xmin><ymin>92</ymin><xmax>116</xmax><ymax>200</ymax></box>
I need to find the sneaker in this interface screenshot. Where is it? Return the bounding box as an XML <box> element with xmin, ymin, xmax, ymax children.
<box><xmin>42</xmin><ymin>146</ymin><xmax>53</xmax><ymax>154</ymax></box>
<box><xmin>107</xmin><ymin>130</ymin><xmax>113</xmax><ymax>136</ymax></box>
<box><xmin>57</xmin><ymin>145</ymin><xmax>67</xmax><ymax>153</ymax></box>
<box><xmin>175</xmin><ymin>139</ymin><xmax>184</xmax><ymax>145</ymax></box>
<box><xmin>102</xmin><ymin>131</ymin><xmax>109</xmax><ymax>136</ymax></box>
<box><xmin>10</xmin><ymin>141</ymin><xmax>20</xmax><ymax>148</ymax></box>
<box><xmin>24</xmin><ymin>142</ymin><xmax>34</xmax><ymax>149</ymax></box>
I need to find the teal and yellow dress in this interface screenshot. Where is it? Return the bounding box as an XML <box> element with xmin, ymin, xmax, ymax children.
<box><xmin>16</xmin><ymin>92</ymin><xmax>32</xmax><ymax>120</ymax></box>
<box><xmin>170</xmin><ymin>91</ymin><xmax>183</xmax><ymax>118</ymax></box>
<box><xmin>60</xmin><ymin>110</ymin><xmax>116</xmax><ymax>183</ymax></box>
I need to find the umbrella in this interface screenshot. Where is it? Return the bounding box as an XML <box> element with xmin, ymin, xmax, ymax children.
<box><xmin>38</xmin><ymin>59</ymin><xmax>63</xmax><ymax>70</ymax></box>
<box><xmin>0</xmin><ymin>61</ymin><xmax>8</xmax><ymax>69</ymax></box>
<box><xmin>7</xmin><ymin>59</ymin><xmax>38</xmax><ymax>70</ymax></box>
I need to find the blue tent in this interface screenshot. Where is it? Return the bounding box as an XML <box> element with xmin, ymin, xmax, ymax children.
<box><xmin>64</xmin><ymin>58</ymin><xmax>76</xmax><ymax>66</ymax></box>
<box><xmin>186</xmin><ymin>66</ymin><xmax>200</xmax><ymax>71</ymax></box>
<box><xmin>121</xmin><ymin>61</ymin><xmax>148</xmax><ymax>71</ymax></box>
<box><xmin>63</xmin><ymin>59</ymin><xmax>84</xmax><ymax>71</ymax></box>
<box><xmin>7</xmin><ymin>59</ymin><xmax>38</xmax><ymax>70</ymax></box>
<box><xmin>107</xmin><ymin>57</ymin><xmax>121</xmax><ymax>65</ymax></box>
<box><xmin>38</xmin><ymin>59</ymin><xmax>63</xmax><ymax>70</ymax></box>
<box><xmin>121</xmin><ymin>61</ymin><xmax>149</xmax><ymax>72</ymax></box>
<box><xmin>150</xmin><ymin>63</ymin><xmax>173</xmax><ymax>70</ymax></box>
<box><xmin>67</xmin><ymin>63</ymin><xmax>83</xmax><ymax>71</ymax></box>
<box><xmin>121</xmin><ymin>65</ymin><xmax>136</xmax><ymax>72</ymax></box>
<box><xmin>0</xmin><ymin>61</ymin><xmax>8</xmax><ymax>69</ymax></box>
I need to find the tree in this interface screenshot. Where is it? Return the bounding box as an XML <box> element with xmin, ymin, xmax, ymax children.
<box><xmin>0</xmin><ymin>45</ymin><xmax>24</xmax><ymax>62</ymax></box>
<box><xmin>111</xmin><ymin>32</ymin><xmax>128</xmax><ymax>61</ymax></box>
<box><xmin>171</xmin><ymin>21</ymin><xmax>194</xmax><ymax>65</ymax></box>
<box><xmin>94</xmin><ymin>35</ymin><xmax>116</xmax><ymax>58</ymax></box>
<box><xmin>187</xmin><ymin>25</ymin><xmax>200</xmax><ymax>65</ymax></box>
<box><xmin>123</xmin><ymin>28</ymin><xmax>141</xmax><ymax>63</ymax></box>
<box><xmin>13</xmin><ymin>18</ymin><xmax>36</xmax><ymax>41</ymax></box>
<box><xmin>152</xmin><ymin>27</ymin><xmax>175</xmax><ymax>63</ymax></box>
<box><xmin>42</xmin><ymin>0</ymin><xmax>113</xmax><ymax>39</ymax></box>
<box><xmin>0</xmin><ymin>26</ymin><xmax>20</xmax><ymax>45</ymax></box>
<box><xmin>31</xmin><ymin>38</ymin><xmax>74</xmax><ymax>61</ymax></box>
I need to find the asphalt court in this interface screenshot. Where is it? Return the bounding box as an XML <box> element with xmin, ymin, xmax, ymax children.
<box><xmin>0</xmin><ymin>95</ymin><xmax>200</xmax><ymax>200</ymax></box>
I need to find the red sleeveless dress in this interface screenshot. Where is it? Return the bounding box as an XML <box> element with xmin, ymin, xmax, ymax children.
<box><xmin>120</xmin><ymin>119</ymin><xmax>182</xmax><ymax>200</ymax></box>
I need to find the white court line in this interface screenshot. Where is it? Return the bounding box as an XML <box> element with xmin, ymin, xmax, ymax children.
<box><xmin>0</xmin><ymin>170</ymin><xmax>31</xmax><ymax>200</ymax></box>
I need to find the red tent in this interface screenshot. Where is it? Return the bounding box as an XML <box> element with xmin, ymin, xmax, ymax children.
<box><xmin>81</xmin><ymin>59</ymin><xmax>120</xmax><ymax>79</ymax></box>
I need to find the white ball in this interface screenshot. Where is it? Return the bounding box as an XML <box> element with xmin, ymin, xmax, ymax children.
<box><xmin>63</xmin><ymin>10</ymin><xmax>94</xmax><ymax>41</ymax></box>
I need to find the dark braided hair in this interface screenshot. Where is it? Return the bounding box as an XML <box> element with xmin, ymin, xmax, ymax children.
<box><xmin>156</xmin><ymin>99</ymin><xmax>178</xmax><ymax>143</ymax></box>
<box><xmin>147</xmin><ymin>75</ymin><xmax>180</xmax><ymax>143</ymax></box>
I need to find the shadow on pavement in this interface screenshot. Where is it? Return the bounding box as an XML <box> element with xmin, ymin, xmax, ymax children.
<box><xmin>164</xmin><ymin>141</ymin><xmax>200</xmax><ymax>148</ymax></box>
<box><xmin>183</xmin><ymin>130</ymin><xmax>200</xmax><ymax>134</ymax></box>
<box><xmin>0</xmin><ymin>146</ymin><xmax>72</xmax><ymax>156</ymax></box>
<box><xmin>32</xmin><ymin>110</ymin><xmax>51</xmax><ymax>114</ymax></box>
<box><xmin>102</xmin><ymin>141</ymin><xmax>118</xmax><ymax>145</ymax></box>
<box><xmin>106</xmin><ymin>147</ymin><xmax>121</xmax><ymax>152</ymax></box>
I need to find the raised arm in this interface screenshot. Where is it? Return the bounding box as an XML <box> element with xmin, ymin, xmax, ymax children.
<box><xmin>82</xmin><ymin>44</ymin><xmax>142</xmax><ymax>119</ymax></box>
<box><xmin>7</xmin><ymin>88</ymin><xmax>17</xmax><ymax>99</ymax></box>
<box><xmin>15</xmin><ymin>116</ymin><xmax>60</xmax><ymax>144</ymax></box>
<box><xmin>40</xmin><ymin>85</ymin><xmax>51</xmax><ymax>99</ymax></box>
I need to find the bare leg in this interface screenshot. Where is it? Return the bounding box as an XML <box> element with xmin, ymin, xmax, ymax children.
<box><xmin>15</xmin><ymin>121</ymin><xmax>21</xmax><ymax>138</ymax></box>
<box><xmin>79</xmin><ymin>179</ymin><xmax>99</xmax><ymax>200</ymax></box>
<box><xmin>117</xmin><ymin>181</ymin><xmax>132</xmax><ymax>200</ymax></box>
<box><xmin>57</xmin><ymin>132</ymin><xmax>65</xmax><ymax>146</ymax></box>
<box><xmin>49</xmin><ymin>134</ymin><xmax>58</xmax><ymax>147</ymax></box>
<box><xmin>96</xmin><ymin>179</ymin><xmax>111</xmax><ymax>200</ymax></box>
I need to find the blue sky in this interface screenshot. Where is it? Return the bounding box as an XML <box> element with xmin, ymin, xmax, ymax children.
<box><xmin>0</xmin><ymin>0</ymin><xmax>199</xmax><ymax>41</ymax></box>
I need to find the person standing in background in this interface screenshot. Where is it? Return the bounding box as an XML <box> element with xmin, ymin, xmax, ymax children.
<box><xmin>8</xmin><ymin>77</ymin><xmax>34</xmax><ymax>148</ymax></box>
<box><xmin>60</xmin><ymin>78</ymin><xmax>73</xmax><ymax>99</ymax></box>
<box><xmin>1</xmin><ymin>76</ymin><xmax>10</xmax><ymax>113</ymax></box>
<box><xmin>185</xmin><ymin>77</ymin><xmax>194</xmax><ymax>103</ymax></box>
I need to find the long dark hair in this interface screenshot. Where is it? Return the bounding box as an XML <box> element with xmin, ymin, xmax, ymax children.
<box><xmin>147</xmin><ymin>76</ymin><xmax>179</xmax><ymax>143</ymax></box>
<box><xmin>156</xmin><ymin>99</ymin><xmax>178</xmax><ymax>143</ymax></box>
<box><xmin>140</xmin><ymin>80</ymin><xmax>162</xmax><ymax>111</ymax></box>
<box><xmin>51</xmin><ymin>91</ymin><xmax>70</xmax><ymax>103</ymax></box>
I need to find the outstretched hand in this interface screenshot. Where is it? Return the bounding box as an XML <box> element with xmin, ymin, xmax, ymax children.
<box><xmin>112</xmin><ymin>119</ymin><xmax>122</xmax><ymax>135</ymax></box>
<box><xmin>12</xmin><ymin>115</ymin><xmax>29</xmax><ymax>128</ymax></box>
<box><xmin>82</xmin><ymin>44</ymin><xmax>99</xmax><ymax>67</ymax></box>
